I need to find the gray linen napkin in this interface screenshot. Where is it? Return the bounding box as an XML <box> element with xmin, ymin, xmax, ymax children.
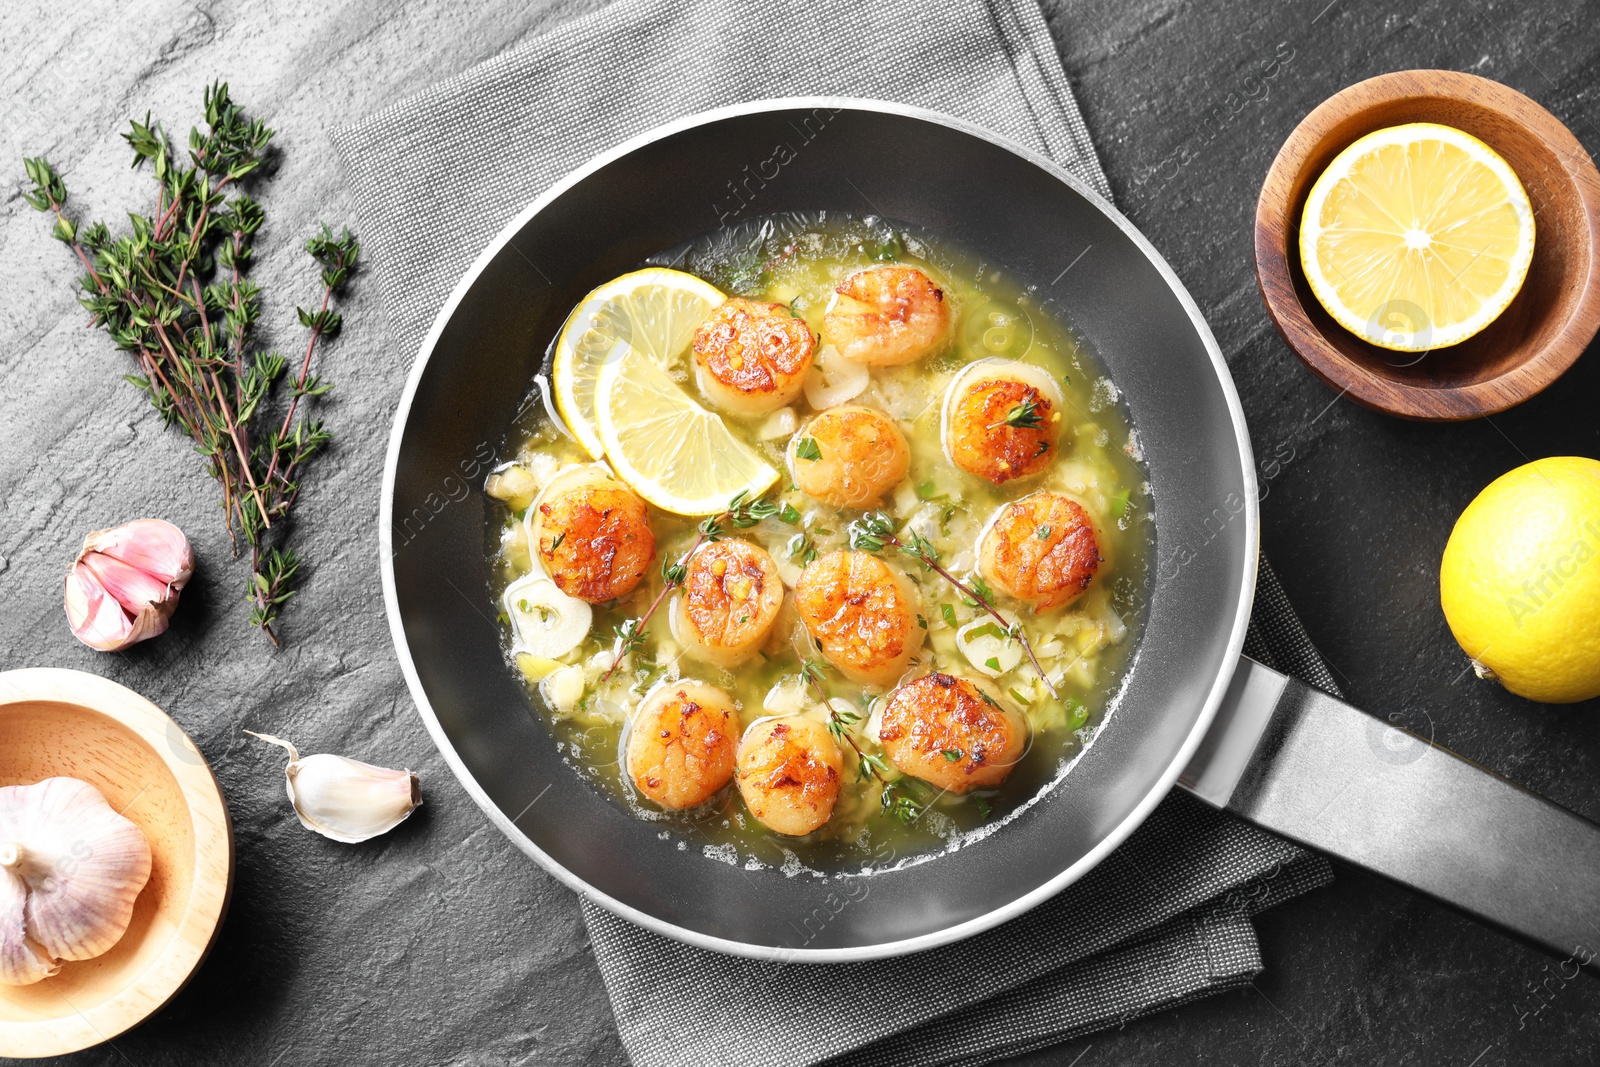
<box><xmin>331</xmin><ymin>1</ymin><xmax>1337</xmax><ymax>1063</ymax></box>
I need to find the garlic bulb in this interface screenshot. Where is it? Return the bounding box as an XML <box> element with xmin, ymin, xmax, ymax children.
<box><xmin>64</xmin><ymin>518</ymin><xmax>194</xmax><ymax>652</ymax></box>
<box><xmin>246</xmin><ymin>732</ymin><xmax>421</xmax><ymax>844</ymax></box>
<box><xmin>0</xmin><ymin>777</ymin><xmax>153</xmax><ymax>986</ymax></box>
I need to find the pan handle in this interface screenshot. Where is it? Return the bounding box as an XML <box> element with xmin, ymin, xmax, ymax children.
<box><xmin>1180</xmin><ymin>655</ymin><xmax>1600</xmax><ymax>969</ymax></box>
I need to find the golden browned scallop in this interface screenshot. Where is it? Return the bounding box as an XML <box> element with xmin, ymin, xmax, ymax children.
<box><xmin>670</xmin><ymin>539</ymin><xmax>785</xmax><ymax>669</ymax></box>
<box><xmin>793</xmin><ymin>550</ymin><xmax>924</xmax><ymax>687</ymax></box>
<box><xmin>941</xmin><ymin>359</ymin><xmax>1065</xmax><ymax>484</ymax></box>
<box><xmin>692</xmin><ymin>297</ymin><xmax>816</xmax><ymax>416</ymax></box>
<box><xmin>534</xmin><ymin>472</ymin><xmax>656</xmax><ymax>603</ymax></box>
<box><xmin>735</xmin><ymin>715</ymin><xmax>843</xmax><ymax>835</ymax></box>
<box><xmin>626</xmin><ymin>682</ymin><xmax>740</xmax><ymax>810</ymax></box>
<box><xmin>787</xmin><ymin>405</ymin><xmax>910</xmax><ymax>509</ymax></box>
<box><xmin>823</xmin><ymin>265</ymin><xmax>952</xmax><ymax>365</ymax></box>
<box><xmin>977</xmin><ymin>492</ymin><xmax>1101</xmax><ymax>612</ymax></box>
<box><xmin>878</xmin><ymin>672</ymin><xmax>1027</xmax><ymax>793</ymax></box>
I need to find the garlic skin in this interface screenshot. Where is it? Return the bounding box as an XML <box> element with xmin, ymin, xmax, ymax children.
<box><xmin>64</xmin><ymin>518</ymin><xmax>195</xmax><ymax>652</ymax></box>
<box><xmin>0</xmin><ymin>777</ymin><xmax>153</xmax><ymax>986</ymax></box>
<box><xmin>246</xmin><ymin>732</ymin><xmax>422</xmax><ymax>844</ymax></box>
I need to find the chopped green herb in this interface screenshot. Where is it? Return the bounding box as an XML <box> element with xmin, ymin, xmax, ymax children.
<box><xmin>550</xmin><ymin>531</ymin><xmax>566</xmax><ymax>550</ymax></box>
<box><xmin>495</xmin><ymin>611</ymin><xmax>510</xmax><ymax>626</ymax></box>
<box><xmin>1009</xmin><ymin>687</ymin><xmax>1032</xmax><ymax>705</ymax></box>
<box><xmin>966</xmin><ymin>622</ymin><xmax>1007</xmax><ymax>642</ymax></box>
<box><xmin>917</xmin><ymin>613</ymin><xmax>928</xmax><ymax>630</ymax></box>
<box><xmin>786</xmin><ymin>532</ymin><xmax>818</xmax><ymax>565</ymax></box>
<box><xmin>793</xmin><ymin>436</ymin><xmax>822</xmax><ymax>462</ymax></box>
<box><xmin>874</xmin><ymin>235</ymin><xmax>904</xmax><ymax>261</ymax></box>
<box><xmin>778</xmin><ymin>503</ymin><xmax>802</xmax><ymax>525</ymax></box>
<box><xmin>984</xmin><ymin>656</ymin><xmax>1001</xmax><ymax>671</ymax></box>
<box><xmin>1037</xmin><ymin>524</ymin><xmax>1052</xmax><ymax>540</ymax></box>
<box><xmin>1066</xmin><ymin>698</ymin><xmax>1088</xmax><ymax>730</ymax></box>
<box><xmin>940</xmin><ymin>603</ymin><xmax>958</xmax><ymax>627</ymax></box>
<box><xmin>915</xmin><ymin>480</ymin><xmax>943</xmax><ymax>501</ymax></box>
<box><xmin>974</xmin><ymin>796</ymin><xmax>993</xmax><ymax>819</ymax></box>
<box><xmin>517</xmin><ymin>599</ymin><xmax>530</xmax><ymax>613</ymax></box>
<box><xmin>941</xmin><ymin>749</ymin><xmax>964</xmax><ymax>762</ymax></box>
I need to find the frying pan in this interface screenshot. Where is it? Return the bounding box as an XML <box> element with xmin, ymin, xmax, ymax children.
<box><xmin>382</xmin><ymin>99</ymin><xmax>1600</xmax><ymax>963</ymax></box>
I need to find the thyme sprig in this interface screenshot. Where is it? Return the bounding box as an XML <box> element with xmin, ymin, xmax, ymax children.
<box><xmin>993</xmin><ymin>395</ymin><xmax>1043</xmax><ymax>430</ymax></box>
<box><xmin>847</xmin><ymin>512</ymin><xmax>1058</xmax><ymax>698</ymax></box>
<box><xmin>599</xmin><ymin>489</ymin><xmax>779</xmax><ymax>685</ymax></box>
<box><xmin>22</xmin><ymin>83</ymin><xmax>357</xmax><ymax>647</ymax></box>
<box><xmin>804</xmin><ymin>659</ymin><xmax>927</xmax><ymax>822</ymax></box>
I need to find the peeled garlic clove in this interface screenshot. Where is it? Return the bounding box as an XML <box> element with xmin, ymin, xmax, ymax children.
<box><xmin>0</xmin><ymin>777</ymin><xmax>152</xmax><ymax>983</ymax></box>
<box><xmin>503</xmin><ymin>574</ymin><xmax>591</xmax><ymax>658</ymax></box>
<box><xmin>957</xmin><ymin>611</ymin><xmax>1025</xmax><ymax>678</ymax></box>
<box><xmin>803</xmin><ymin>344</ymin><xmax>868</xmax><ymax>409</ymax></box>
<box><xmin>63</xmin><ymin>518</ymin><xmax>194</xmax><ymax>652</ymax></box>
<box><xmin>246</xmin><ymin>732</ymin><xmax>422</xmax><ymax>844</ymax></box>
<box><xmin>0</xmin><ymin>867</ymin><xmax>57</xmax><ymax>987</ymax></box>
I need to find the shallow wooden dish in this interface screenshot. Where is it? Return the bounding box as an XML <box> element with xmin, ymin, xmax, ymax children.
<box><xmin>1255</xmin><ymin>69</ymin><xmax>1600</xmax><ymax>420</ymax></box>
<box><xmin>0</xmin><ymin>668</ymin><xmax>232</xmax><ymax>1059</ymax></box>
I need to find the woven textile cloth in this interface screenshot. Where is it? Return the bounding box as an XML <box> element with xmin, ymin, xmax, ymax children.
<box><xmin>331</xmin><ymin>2</ymin><xmax>1337</xmax><ymax>1063</ymax></box>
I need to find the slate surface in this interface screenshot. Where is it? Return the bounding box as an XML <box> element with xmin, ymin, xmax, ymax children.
<box><xmin>1</xmin><ymin>0</ymin><xmax>1597</xmax><ymax>1064</ymax></box>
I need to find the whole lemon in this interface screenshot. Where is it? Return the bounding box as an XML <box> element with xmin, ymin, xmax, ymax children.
<box><xmin>1440</xmin><ymin>456</ymin><xmax>1600</xmax><ymax>704</ymax></box>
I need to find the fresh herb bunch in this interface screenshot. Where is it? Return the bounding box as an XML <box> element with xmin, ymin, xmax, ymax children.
<box><xmin>22</xmin><ymin>83</ymin><xmax>357</xmax><ymax>647</ymax></box>
<box><xmin>847</xmin><ymin>511</ymin><xmax>1058</xmax><ymax>697</ymax></box>
<box><xmin>599</xmin><ymin>489</ymin><xmax>786</xmax><ymax>685</ymax></box>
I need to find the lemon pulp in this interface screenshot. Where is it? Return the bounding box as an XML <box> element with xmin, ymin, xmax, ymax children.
<box><xmin>593</xmin><ymin>350</ymin><xmax>778</xmax><ymax>516</ymax></box>
<box><xmin>551</xmin><ymin>268</ymin><xmax>725</xmax><ymax>459</ymax></box>
<box><xmin>1299</xmin><ymin>122</ymin><xmax>1534</xmax><ymax>351</ymax></box>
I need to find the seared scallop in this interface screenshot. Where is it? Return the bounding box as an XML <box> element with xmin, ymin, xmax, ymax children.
<box><xmin>670</xmin><ymin>539</ymin><xmax>784</xmax><ymax>669</ymax></box>
<box><xmin>823</xmin><ymin>265</ymin><xmax>952</xmax><ymax>365</ymax></box>
<box><xmin>977</xmin><ymin>492</ymin><xmax>1101</xmax><ymax>612</ymax></box>
<box><xmin>878</xmin><ymin>672</ymin><xmax>1027</xmax><ymax>793</ymax></box>
<box><xmin>735</xmin><ymin>715</ymin><xmax>843</xmax><ymax>835</ymax></box>
<box><xmin>941</xmin><ymin>359</ymin><xmax>1065</xmax><ymax>484</ymax></box>
<box><xmin>794</xmin><ymin>550</ymin><xmax>924</xmax><ymax>687</ymax></box>
<box><xmin>787</xmin><ymin>405</ymin><xmax>910</xmax><ymax>509</ymax></box>
<box><xmin>531</xmin><ymin>467</ymin><xmax>656</xmax><ymax>603</ymax></box>
<box><xmin>626</xmin><ymin>682</ymin><xmax>740</xmax><ymax>810</ymax></box>
<box><xmin>692</xmin><ymin>297</ymin><xmax>816</xmax><ymax>416</ymax></box>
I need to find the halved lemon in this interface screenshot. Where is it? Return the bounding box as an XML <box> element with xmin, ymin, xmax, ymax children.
<box><xmin>1299</xmin><ymin>123</ymin><xmax>1535</xmax><ymax>352</ymax></box>
<box><xmin>551</xmin><ymin>268</ymin><xmax>725</xmax><ymax>458</ymax></box>
<box><xmin>594</xmin><ymin>350</ymin><xmax>778</xmax><ymax>516</ymax></box>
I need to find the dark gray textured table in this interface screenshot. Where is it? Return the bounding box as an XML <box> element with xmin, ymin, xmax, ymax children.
<box><xmin>2</xmin><ymin>0</ymin><xmax>1597</xmax><ymax>1064</ymax></box>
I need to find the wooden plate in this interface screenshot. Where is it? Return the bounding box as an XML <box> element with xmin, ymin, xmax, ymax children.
<box><xmin>1255</xmin><ymin>69</ymin><xmax>1600</xmax><ymax>420</ymax></box>
<box><xmin>0</xmin><ymin>668</ymin><xmax>232</xmax><ymax>1058</ymax></box>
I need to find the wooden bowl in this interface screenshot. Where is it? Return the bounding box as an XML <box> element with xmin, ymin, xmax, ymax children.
<box><xmin>1255</xmin><ymin>69</ymin><xmax>1600</xmax><ymax>420</ymax></box>
<box><xmin>0</xmin><ymin>668</ymin><xmax>232</xmax><ymax>1058</ymax></box>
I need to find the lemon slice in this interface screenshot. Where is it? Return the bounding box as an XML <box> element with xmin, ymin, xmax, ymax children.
<box><xmin>594</xmin><ymin>351</ymin><xmax>778</xmax><ymax>516</ymax></box>
<box><xmin>1299</xmin><ymin>123</ymin><xmax>1535</xmax><ymax>351</ymax></box>
<box><xmin>552</xmin><ymin>268</ymin><xmax>726</xmax><ymax>458</ymax></box>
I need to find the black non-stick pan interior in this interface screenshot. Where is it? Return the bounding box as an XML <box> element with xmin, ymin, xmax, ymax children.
<box><xmin>385</xmin><ymin>102</ymin><xmax>1255</xmax><ymax>957</ymax></box>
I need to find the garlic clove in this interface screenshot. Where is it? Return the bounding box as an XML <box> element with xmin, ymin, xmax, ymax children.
<box><xmin>82</xmin><ymin>518</ymin><xmax>195</xmax><ymax>589</ymax></box>
<box><xmin>79</xmin><ymin>552</ymin><xmax>174</xmax><ymax>617</ymax></box>
<box><xmin>246</xmin><ymin>732</ymin><xmax>422</xmax><ymax>844</ymax></box>
<box><xmin>0</xmin><ymin>777</ymin><xmax>151</xmax><ymax>982</ymax></box>
<box><xmin>65</xmin><ymin>563</ymin><xmax>137</xmax><ymax>651</ymax></box>
<box><xmin>63</xmin><ymin>519</ymin><xmax>194</xmax><ymax>653</ymax></box>
<box><xmin>0</xmin><ymin>866</ymin><xmax>58</xmax><ymax>987</ymax></box>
